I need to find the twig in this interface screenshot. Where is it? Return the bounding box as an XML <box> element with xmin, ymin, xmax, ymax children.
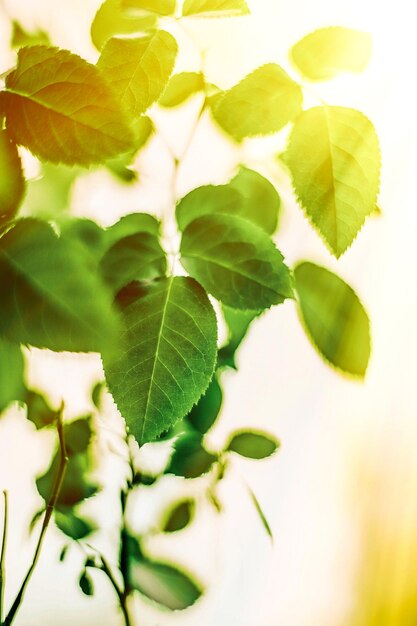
<box><xmin>0</xmin><ymin>491</ymin><xmax>8</xmax><ymax>622</ymax></box>
<box><xmin>3</xmin><ymin>403</ymin><xmax>68</xmax><ymax>626</ymax></box>
<box><xmin>100</xmin><ymin>556</ymin><xmax>132</xmax><ymax>626</ymax></box>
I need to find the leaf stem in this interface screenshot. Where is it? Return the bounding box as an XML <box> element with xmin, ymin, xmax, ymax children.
<box><xmin>0</xmin><ymin>491</ymin><xmax>8</xmax><ymax>623</ymax></box>
<box><xmin>3</xmin><ymin>404</ymin><xmax>68</xmax><ymax>626</ymax></box>
<box><xmin>100</xmin><ymin>556</ymin><xmax>132</xmax><ymax>626</ymax></box>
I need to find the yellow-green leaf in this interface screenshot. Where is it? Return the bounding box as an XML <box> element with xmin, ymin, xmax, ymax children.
<box><xmin>183</xmin><ymin>0</ymin><xmax>249</xmax><ymax>17</ymax></box>
<box><xmin>1</xmin><ymin>46</ymin><xmax>134</xmax><ymax>166</ymax></box>
<box><xmin>159</xmin><ymin>72</ymin><xmax>204</xmax><ymax>107</ymax></box>
<box><xmin>91</xmin><ymin>0</ymin><xmax>157</xmax><ymax>51</ymax></box>
<box><xmin>122</xmin><ymin>0</ymin><xmax>176</xmax><ymax>15</ymax></box>
<box><xmin>0</xmin><ymin>130</ymin><xmax>25</xmax><ymax>227</ymax></box>
<box><xmin>291</xmin><ymin>27</ymin><xmax>372</xmax><ymax>81</ymax></box>
<box><xmin>0</xmin><ymin>339</ymin><xmax>25</xmax><ymax>413</ymax></box>
<box><xmin>285</xmin><ymin>106</ymin><xmax>381</xmax><ymax>257</ymax></box>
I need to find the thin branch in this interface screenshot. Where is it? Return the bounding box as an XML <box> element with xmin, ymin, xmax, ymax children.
<box><xmin>3</xmin><ymin>403</ymin><xmax>68</xmax><ymax>626</ymax></box>
<box><xmin>0</xmin><ymin>490</ymin><xmax>8</xmax><ymax>622</ymax></box>
<box><xmin>100</xmin><ymin>556</ymin><xmax>132</xmax><ymax>626</ymax></box>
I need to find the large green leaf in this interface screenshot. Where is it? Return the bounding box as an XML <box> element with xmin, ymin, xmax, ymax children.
<box><xmin>212</xmin><ymin>64</ymin><xmax>303</xmax><ymax>141</ymax></box>
<box><xmin>159</xmin><ymin>72</ymin><xmax>205</xmax><ymax>107</ymax></box>
<box><xmin>1</xmin><ymin>46</ymin><xmax>134</xmax><ymax>166</ymax></box>
<box><xmin>0</xmin><ymin>219</ymin><xmax>120</xmax><ymax>352</ymax></box>
<box><xmin>294</xmin><ymin>262</ymin><xmax>371</xmax><ymax>377</ymax></box>
<box><xmin>229</xmin><ymin>167</ymin><xmax>281</xmax><ymax>234</ymax></box>
<box><xmin>98</xmin><ymin>32</ymin><xmax>178</xmax><ymax>116</ymax></box>
<box><xmin>291</xmin><ymin>27</ymin><xmax>372</xmax><ymax>81</ymax></box>
<box><xmin>285</xmin><ymin>106</ymin><xmax>381</xmax><ymax>257</ymax></box>
<box><xmin>0</xmin><ymin>130</ymin><xmax>25</xmax><ymax>228</ymax></box>
<box><xmin>180</xmin><ymin>214</ymin><xmax>293</xmax><ymax>310</ymax></box>
<box><xmin>91</xmin><ymin>0</ymin><xmax>157</xmax><ymax>50</ymax></box>
<box><xmin>103</xmin><ymin>276</ymin><xmax>218</xmax><ymax>444</ymax></box>
<box><xmin>182</xmin><ymin>0</ymin><xmax>249</xmax><ymax>17</ymax></box>
<box><xmin>122</xmin><ymin>0</ymin><xmax>176</xmax><ymax>15</ymax></box>
<box><xmin>0</xmin><ymin>339</ymin><xmax>25</xmax><ymax>413</ymax></box>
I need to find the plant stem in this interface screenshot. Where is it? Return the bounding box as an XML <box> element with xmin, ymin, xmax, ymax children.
<box><xmin>100</xmin><ymin>556</ymin><xmax>132</xmax><ymax>626</ymax></box>
<box><xmin>0</xmin><ymin>491</ymin><xmax>8</xmax><ymax>623</ymax></box>
<box><xmin>3</xmin><ymin>405</ymin><xmax>68</xmax><ymax>626</ymax></box>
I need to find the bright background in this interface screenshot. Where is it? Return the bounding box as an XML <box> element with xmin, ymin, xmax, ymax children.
<box><xmin>0</xmin><ymin>1</ymin><xmax>416</xmax><ymax>625</ymax></box>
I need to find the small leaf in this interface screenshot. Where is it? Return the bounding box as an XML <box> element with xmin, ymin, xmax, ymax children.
<box><xmin>103</xmin><ymin>276</ymin><xmax>218</xmax><ymax>445</ymax></box>
<box><xmin>79</xmin><ymin>570</ymin><xmax>94</xmax><ymax>597</ymax></box>
<box><xmin>0</xmin><ymin>130</ymin><xmax>25</xmax><ymax>228</ymax></box>
<box><xmin>176</xmin><ymin>185</ymin><xmax>241</xmax><ymax>231</ymax></box>
<box><xmin>91</xmin><ymin>381</ymin><xmax>105</xmax><ymax>410</ymax></box>
<box><xmin>127</xmin><ymin>538</ymin><xmax>203</xmax><ymax>609</ymax></box>
<box><xmin>98</xmin><ymin>31</ymin><xmax>178</xmax><ymax>116</ymax></box>
<box><xmin>182</xmin><ymin>0</ymin><xmax>249</xmax><ymax>17</ymax></box>
<box><xmin>227</xmin><ymin>431</ymin><xmax>279</xmax><ymax>459</ymax></box>
<box><xmin>229</xmin><ymin>167</ymin><xmax>281</xmax><ymax>235</ymax></box>
<box><xmin>0</xmin><ymin>219</ymin><xmax>120</xmax><ymax>352</ymax></box>
<box><xmin>55</xmin><ymin>510</ymin><xmax>96</xmax><ymax>540</ymax></box>
<box><xmin>1</xmin><ymin>45</ymin><xmax>134</xmax><ymax>166</ymax></box>
<box><xmin>91</xmin><ymin>0</ymin><xmax>157</xmax><ymax>50</ymax></box>
<box><xmin>159</xmin><ymin>72</ymin><xmax>205</xmax><ymax>107</ymax></box>
<box><xmin>212</xmin><ymin>64</ymin><xmax>302</xmax><ymax>141</ymax></box>
<box><xmin>180</xmin><ymin>214</ymin><xmax>293</xmax><ymax>310</ymax></box>
<box><xmin>25</xmin><ymin>389</ymin><xmax>58</xmax><ymax>429</ymax></box>
<box><xmin>291</xmin><ymin>27</ymin><xmax>372</xmax><ymax>81</ymax></box>
<box><xmin>294</xmin><ymin>262</ymin><xmax>371</xmax><ymax>377</ymax></box>
<box><xmin>59</xmin><ymin>544</ymin><xmax>69</xmax><ymax>562</ymax></box>
<box><xmin>285</xmin><ymin>106</ymin><xmax>381</xmax><ymax>257</ymax></box>
<box><xmin>163</xmin><ymin>500</ymin><xmax>195</xmax><ymax>532</ymax></box>
<box><xmin>247</xmin><ymin>485</ymin><xmax>273</xmax><ymax>541</ymax></box>
<box><xmin>218</xmin><ymin>306</ymin><xmax>258</xmax><ymax>369</ymax></box>
<box><xmin>166</xmin><ymin>432</ymin><xmax>217</xmax><ymax>478</ymax></box>
<box><xmin>122</xmin><ymin>0</ymin><xmax>176</xmax><ymax>15</ymax></box>
<box><xmin>0</xmin><ymin>339</ymin><xmax>25</xmax><ymax>413</ymax></box>
<box><xmin>187</xmin><ymin>375</ymin><xmax>222</xmax><ymax>434</ymax></box>
<box><xmin>11</xmin><ymin>20</ymin><xmax>50</xmax><ymax>48</ymax></box>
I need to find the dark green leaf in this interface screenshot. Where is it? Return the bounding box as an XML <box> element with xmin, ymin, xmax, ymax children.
<box><xmin>227</xmin><ymin>431</ymin><xmax>279</xmax><ymax>459</ymax></box>
<box><xmin>291</xmin><ymin>27</ymin><xmax>372</xmax><ymax>81</ymax></box>
<box><xmin>187</xmin><ymin>375</ymin><xmax>222</xmax><ymax>433</ymax></box>
<box><xmin>294</xmin><ymin>262</ymin><xmax>371</xmax><ymax>377</ymax></box>
<box><xmin>1</xmin><ymin>45</ymin><xmax>134</xmax><ymax>166</ymax></box>
<box><xmin>0</xmin><ymin>339</ymin><xmax>25</xmax><ymax>413</ymax></box>
<box><xmin>59</xmin><ymin>544</ymin><xmax>69</xmax><ymax>562</ymax></box>
<box><xmin>159</xmin><ymin>72</ymin><xmax>205</xmax><ymax>107</ymax></box>
<box><xmin>103</xmin><ymin>276</ymin><xmax>218</xmax><ymax>444</ymax></box>
<box><xmin>228</xmin><ymin>167</ymin><xmax>281</xmax><ymax>234</ymax></box>
<box><xmin>284</xmin><ymin>106</ymin><xmax>381</xmax><ymax>257</ymax></box>
<box><xmin>212</xmin><ymin>64</ymin><xmax>302</xmax><ymax>140</ymax></box>
<box><xmin>79</xmin><ymin>570</ymin><xmax>94</xmax><ymax>596</ymax></box>
<box><xmin>55</xmin><ymin>510</ymin><xmax>96</xmax><ymax>540</ymax></box>
<box><xmin>91</xmin><ymin>0</ymin><xmax>157</xmax><ymax>50</ymax></box>
<box><xmin>182</xmin><ymin>0</ymin><xmax>249</xmax><ymax>17</ymax></box>
<box><xmin>166</xmin><ymin>432</ymin><xmax>217</xmax><ymax>478</ymax></box>
<box><xmin>0</xmin><ymin>130</ymin><xmax>25</xmax><ymax>228</ymax></box>
<box><xmin>0</xmin><ymin>219</ymin><xmax>120</xmax><ymax>352</ymax></box>
<box><xmin>218</xmin><ymin>305</ymin><xmax>258</xmax><ymax>369</ymax></box>
<box><xmin>163</xmin><ymin>500</ymin><xmax>195</xmax><ymax>532</ymax></box>
<box><xmin>25</xmin><ymin>389</ymin><xmax>58</xmax><ymax>429</ymax></box>
<box><xmin>180</xmin><ymin>214</ymin><xmax>293</xmax><ymax>310</ymax></box>
<box><xmin>98</xmin><ymin>31</ymin><xmax>178</xmax><ymax>116</ymax></box>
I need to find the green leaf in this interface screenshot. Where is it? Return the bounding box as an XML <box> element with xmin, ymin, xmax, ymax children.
<box><xmin>127</xmin><ymin>538</ymin><xmax>203</xmax><ymax>609</ymax></box>
<box><xmin>163</xmin><ymin>500</ymin><xmax>195</xmax><ymax>532</ymax></box>
<box><xmin>0</xmin><ymin>219</ymin><xmax>120</xmax><ymax>352</ymax></box>
<box><xmin>98</xmin><ymin>31</ymin><xmax>178</xmax><ymax>116</ymax></box>
<box><xmin>55</xmin><ymin>510</ymin><xmax>96</xmax><ymax>540</ymax></box>
<box><xmin>229</xmin><ymin>167</ymin><xmax>281</xmax><ymax>234</ymax></box>
<box><xmin>212</xmin><ymin>64</ymin><xmax>303</xmax><ymax>141</ymax></box>
<box><xmin>59</xmin><ymin>545</ymin><xmax>69</xmax><ymax>562</ymax></box>
<box><xmin>166</xmin><ymin>432</ymin><xmax>217</xmax><ymax>478</ymax></box>
<box><xmin>291</xmin><ymin>27</ymin><xmax>372</xmax><ymax>81</ymax></box>
<box><xmin>103</xmin><ymin>276</ymin><xmax>218</xmax><ymax>445</ymax></box>
<box><xmin>284</xmin><ymin>106</ymin><xmax>381</xmax><ymax>257</ymax></box>
<box><xmin>60</xmin><ymin>219</ymin><xmax>106</xmax><ymax>260</ymax></box>
<box><xmin>0</xmin><ymin>130</ymin><xmax>25</xmax><ymax>228</ymax></box>
<box><xmin>25</xmin><ymin>389</ymin><xmax>58</xmax><ymax>429</ymax></box>
<box><xmin>226</xmin><ymin>431</ymin><xmax>279</xmax><ymax>459</ymax></box>
<box><xmin>218</xmin><ymin>305</ymin><xmax>258</xmax><ymax>369</ymax></box>
<box><xmin>182</xmin><ymin>0</ymin><xmax>249</xmax><ymax>17</ymax></box>
<box><xmin>159</xmin><ymin>72</ymin><xmax>205</xmax><ymax>107</ymax></box>
<box><xmin>20</xmin><ymin>163</ymin><xmax>80</xmax><ymax>220</ymax></box>
<box><xmin>79</xmin><ymin>570</ymin><xmax>94</xmax><ymax>596</ymax></box>
<box><xmin>180</xmin><ymin>214</ymin><xmax>293</xmax><ymax>310</ymax></box>
<box><xmin>176</xmin><ymin>185</ymin><xmax>241</xmax><ymax>231</ymax></box>
<box><xmin>11</xmin><ymin>20</ymin><xmax>50</xmax><ymax>48</ymax></box>
<box><xmin>105</xmin><ymin>213</ymin><xmax>160</xmax><ymax>246</ymax></box>
<box><xmin>246</xmin><ymin>485</ymin><xmax>273</xmax><ymax>541</ymax></box>
<box><xmin>91</xmin><ymin>0</ymin><xmax>157</xmax><ymax>50</ymax></box>
<box><xmin>294</xmin><ymin>262</ymin><xmax>371</xmax><ymax>377</ymax></box>
<box><xmin>187</xmin><ymin>375</ymin><xmax>222</xmax><ymax>434</ymax></box>
<box><xmin>106</xmin><ymin>116</ymin><xmax>154</xmax><ymax>182</ymax></box>
<box><xmin>1</xmin><ymin>45</ymin><xmax>134</xmax><ymax>166</ymax></box>
<box><xmin>0</xmin><ymin>339</ymin><xmax>25</xmax><ymax>413</ymax></box>
<box><xmin>122</xmin><ymin>0</ymin><xmax>176</xmax><ymax>15</ymax></box>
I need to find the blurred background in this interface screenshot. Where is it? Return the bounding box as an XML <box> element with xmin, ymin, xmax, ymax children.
<box><xmin>0</xmin><ymin>0</ymin><xmax>416</xmax><ymax>624</ymax></box>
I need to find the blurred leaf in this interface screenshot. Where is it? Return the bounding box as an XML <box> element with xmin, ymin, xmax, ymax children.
<box><xmin>212</xmin><ymin>64</ymin><xmax>302</xmax><ymax>140</ymax></box>
<box><xmin>103</xmin><ymin>277</ymin><xmax>218</xmax><ymax>444</ymax></box>
<box><xmin>163</xmin><ymin>500</ymin><xmax>195</xmax><ymax>532</ymax></box>
<box><xmin>229</xmin><ymin>167</ymin><xmax>280</xmax><ymax>234</ymax></box>
<box><xmin>1</xmin><ymin>45</ymin><xmax>134</xmax><ymax>166</ymax></box>
<box><xmin>20</xmin><ymin>163</ymin><xmax>80</xmax><ymax>220</ymax></box>
<box><xmin>159</xmin><ymin>72</ymin><xmax>205</xmax><ymax>107</ymax></box>
<box><xmin>11</xmin><ymin>20</ymin><xmax>50</xmax><ymax>48</ymax></box>
<box><xmin>79</xmin><ymin>570</ymin><xmax>94</xmax><ymax>596</ymax></box>
<box><xmin>91</xmin><ymin>381</ymin><xmax>105</xmax><ymax>410</ymax></box>
<box><xmin>291</xmin><ymin>27</ymin><xmax>372</xmax><ymax>81</ymax></box>
<box><xmin>0</xmin><ymin>219</ymin><xmax>120</xmax><ymax>352</ymax></box>
<box><xmin>105</xmin><ymin>213</ymin><xmax>160</xmax><ymax>247</ymax></box>
<box><xmin>294</xmin><ymin>261</ymin><xmax>371</xmax><ymax>377</ymax></box>
<box><xmin>176</xmin><ymin>185</ymin><xmax>241</xmax><ymax>232</ymax></box>
<box><xmin>25</xmin><ymin>389</ymin><xmax>58</xmax><ymax>429</ymax></box>
<box><xmin>284</xmin><ymin>106</ymin><xmax>381</xmax><ymax>257</ymax></box>
<box><xmin>29</xmin><ymin>508</ymin><xmax>45</xmax><ymax>533</ymax></box>
<box><xmin>227</xmin><ymin>431</ymin><xmax>279</xmax><ymax>459</ymax></box>
<box><xmin>64</xmin><ymin>417</ymin><xmax>94</xmax><ymax>456</ymax></box>
<box><xmin>127</xmin><ymin>537</ymin><xmax>203</xmax><ymax>609</ymax></box>
<box><xmin>182</xmin><ymin>0</ymin><xmax>249</xmax><ymax>17</ymax></box>
<box><xmin>180</xmin><ymin>214</ymin><xmax>293</xmax><ymax>310</ymax></box>
<box><xmin>59</xmin><ymin>219</ymin><xmax>106</xmax><ymax>260</ymax></box>
<box><xmin>218</xmin><ymin>306</ymin><xmax>258</xmax><ymax>369</ymax></box>
<box><xmin>0</xmin><ymin>339</ymin><xmax>25</xmax><ymax>413</ymax></box>
<box><xmin>166</xmin><ymin>432</ymin><xmax>217</xmax><ymax>478</ymax></box>
<box><xmin>247</xmin><ymin>485</ymin><xmax>273</xmax><ymax>541</ymax></box>
<box><xmin>98</xmin><ymin>32</ymin><xmax>178</xmax><ymax>116</ymax></box>
<box><xmin>187</xmin><ymin>375</ymin><xmax>222</xmax><ymax>434</ymax></box>
<box><xmin>106</xmin><ymin>116</ymin><xmax>154</xmax><ymax>182</ymax></box>
<box><xmin>59</xmin><ymin>544</ymin><xmax>69</xmax><ymax>562</ymax></box>
<box><xmin>91</xmin><ymin>0</ymin><xmax>157</xmax><ymax>50</ymax></box>
<box><xmin>0</xmin><ymin>130</ymin><xmax>25</xmax><ymax>228</ymax></box>
<box><xmin>55</xmin><ymin>510</ymin><xmax>96</xmax><ymax>540</ymax></box>
<box><xmin>122</xmin><ymin>0</ymin><xmax>176</xmax><ymax>14</ymax></box>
